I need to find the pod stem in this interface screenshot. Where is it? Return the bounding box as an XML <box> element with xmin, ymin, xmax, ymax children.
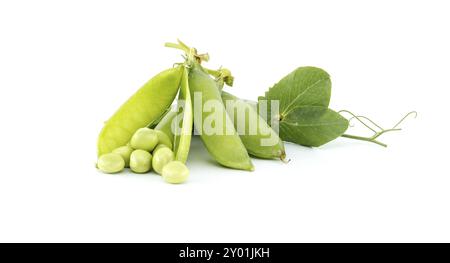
<box><xmin>165</xmin><ymin>39</ymin><xmax>209</xmax><ymax>64</ymax></box>
<box><xmin>339</xmin><ymin>110</ymin><xmax>417</xmax><ymax>147</ymax></box>
<box><xmin>280</xmin><ymin>151</ymin><xmax>290</xmax><ymax>163</ymax></box>
<box><xmin>204</xmin><ymin>67</ymin><xmax>235</xmax><ymax>87</ymax></box>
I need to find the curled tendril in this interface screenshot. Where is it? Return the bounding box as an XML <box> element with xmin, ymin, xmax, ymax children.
<box><xmin>339</xmin><ymin>110</ymin><xmax>378</xmax><ymax>133</ymax></box>
<box><xmin>338</xmin><ymin>110</ymin><xmax>417</xmax><ymax>147</ymax></box>
<box><xmin>392</xmin><ymin>111</ymin><xmax>417</xmax><ymax>129</ymax></box>
<box><xmin>349</xmin><ymin>115</ymin><xmax>383</xmax><ymax>131</ymax></box>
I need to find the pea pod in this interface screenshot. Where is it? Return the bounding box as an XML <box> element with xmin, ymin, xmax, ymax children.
<box><xmin>173</xmin><ymin>67</ymin><xmax>193</xmax><ymax>163</ymax></box>
<box><xmin>97</xmin><ymin>66</ymin><xmax>183</xmax><ymax>156</ymax></box>
<box><xmin>189</xmin><ymin>64</ymin><xmax>254</xmax><ymax>171</ymax></box>
<box><xmin>221</xmin><ymin>91</ymin><xmax>286</xmax><ymax>160</ymax></box>
<box><xmin>154</xmin><ymin>109</ymin><xmax>177</xmax><ymax>146</ymax></box>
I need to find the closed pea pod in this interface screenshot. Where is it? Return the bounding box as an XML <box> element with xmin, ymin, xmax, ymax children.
<box><xmin>221</xmin><ymin>91</ymin><xmax>286</xmax><ymax>160</ymax></box>
<box><xmin>97</xmin><ymin>66</ymin><xmax>183</xmax><ymax>156</ymax></box>
<box><xmin>189</xmin><ymin>64</ymin><xmax>253</xmax><ymax>171</ymax></box>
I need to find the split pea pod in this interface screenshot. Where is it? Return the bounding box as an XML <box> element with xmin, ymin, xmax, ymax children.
<box><xmin>154</xmin><ymin>109</ymin><xmax>177</xmax><ymax>146</ymax></box>
<box><xmin>221</xmin><ymin>91</ymin><xmax>286</xmax><ymax>160</ymax></box>
<box><xmin>189</xmin><ymin>64</ymin><xmax>254</xmax><ymax>171</ymax></box>
<box><xmin>173</xmin><ymin>67</ymin><xmax>193</xmax><ymax>163</ymax></box>
<box><xmin>97</xmin><ymin>66</ymin><xmax>183</xmax><ymax>156</ymax></box>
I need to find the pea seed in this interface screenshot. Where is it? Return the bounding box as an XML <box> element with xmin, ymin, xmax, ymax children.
<box><xmin>112</xmin><ymin>145</ymin><xmax>133</xmax><ymax>167</ymax></box>
<box><xmin>130</xmin><ymin>149</ymin><xmax>152</xmax><ymax>173</ymax></box>
<box><xmin>162</xmin><ymin>161</ymin><xmax>189</xmax><ymax>184</ymax></box>
<box><xmin>155</xmin><ymin>130</ymin><xmax>173</xmax><ymax>149</ymax></box>
<box><xmin>153</xmin><ymin>143</ymin><xmax>169</xmax><ymax>153</ymax></box>
<box><xmin>130</xmin><ymin>128</ymin><xmax>158</xmax><ymax>152</ymax></box>
<box><xmin>97</xmin><ymin>153</ymin><xmax>125</xmax><ymax>174</ymax></box>
<box><xmin>152</xmin><ymin>147</ymin><xmax>175</xmax><ymax>175</ymax></box>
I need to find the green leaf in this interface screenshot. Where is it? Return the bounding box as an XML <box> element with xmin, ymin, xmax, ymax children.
<box><xmin>280</xmin><ymin>106</ymin><xmax>349</xmax><ymax>147</ymax></box>
<box><xmin>258</xmin><ymin>67</ymin><xmax>331</xmax><ymax>119</ymax></box>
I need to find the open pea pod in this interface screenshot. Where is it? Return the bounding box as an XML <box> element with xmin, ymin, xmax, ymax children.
<box><xmin>173</xmin><ymin>66</ymin><xmax>193</xmax><ymax>163</ymax></box>
<box><xmin>97</xmin><ymin>66</ymin><xmax>183</xmax><ymax>156</ymax></box>
<box><xmin>154</xmin><ymin>110</ymin><xmax>177</xmax><ymax>146</ymax></box>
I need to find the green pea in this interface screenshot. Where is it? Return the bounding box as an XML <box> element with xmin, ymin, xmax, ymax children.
<box><xmin>130</xmin><ymin>149</ymin><xmax>152</xmax><ymax>173</ymax></box>
<box><xmin>154</xmin><ymin>130</ymin><xmax>173</xmax><ymax>149</ymax></box>
<box><xmin>152</xmin><ymin>147</ymin><xmax>175</xmax><ymax>174</ymax></box>
<box><xmin>97</xmin><ymin>66</ymin><xmax>183</xmax><ymax>156</ymax></box>
<box><xmin>153</xmin><ymin>143</ymin><xmax>169</xmax><ymax>153</ymax></box>
<box><xmin>112</xmin><ymin>145</ymin><xmax>133</xmax><ymax>167</ymax></box>
<box><xmin>97</xmin><ymin>153</ymin><xmax>125</xmax><ymax>174</ymax></box>
<box><xmin>162</xmin><ymin>161</ymin><xmax>189</xmax><ymax>184</ymax></box>
<box><xmin>130</xmin><ymin>128</ymin><xmax>159</xmax><ymax>152</ymax></box>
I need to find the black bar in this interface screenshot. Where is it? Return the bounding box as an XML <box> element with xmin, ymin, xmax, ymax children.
<box><xmin>0</xmin><ymin>243</ymin><xmax>448</xmax><ymax>262</ymax></box>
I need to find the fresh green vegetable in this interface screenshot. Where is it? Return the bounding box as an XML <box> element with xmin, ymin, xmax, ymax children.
<box><xmin>173</xmin><ymin>67</ymin><xmax>193</xmax><ymax>163</ymax></box>
<box><xmin>152</xmin><ymin>147</ymin><xmax>175</xmax><ymax>175</ymax></box>
<box><xmin>130</xmin><ymin>128</ymin><xmax>159</xmax><ymax>152</ymax></box>
<box><xmin>162</xmin><ymin>161</ymin><xmax>189</xmax><ymax>184</ymax></box>
<box><xmin>153</xmin><ymin>143</ymin><xmax>169</xmax><ymax>153</ymax></box>
<box><xmin>221</xmin><ymin>91</ymin><xmax>286</xmax><ymax>160</ymax></box>
<box><xmin>97</xmin><ymin>153</ymin><xmax>125</xmax><ymax>174</ymax></box>
<box><xmin>154</xmin><ymin>130</ymin><xmax>173</xmax><ymax>150</ymax></box>
<box><xmin>97</xmin><ymin>66</ymin><xmax>183</xmax><ymax>156</ymax></box>
<box><xmin>130</xmin><ymin>149</ymin><xmax>152</xmax><ymax>173</ymax></box>
<box><xmin>95</xmin><ymin>39</ymin><xmax>415</xmax><ymax>184</ymax></box>
<box><xmin>188</xmin><ymin>63</ymin><xmax>254</xmax><ymax>171</ymax></box>
<box><xmin>112</xmin><ymin>145</ymin><xmax>133</xmax><ymax>167</ymax></box>
<box><xmin>155</xmin><ymin>110</ymin><xmax>177</xmax><ymax>143</ymax></box>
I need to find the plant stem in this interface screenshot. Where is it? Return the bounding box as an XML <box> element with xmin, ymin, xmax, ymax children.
<box><xmin>204</xmin><ymin>68</ymin><xmax>221</xmax><ymax>78</ymax></box>
<box><xmin>164</xmin><ymin>42</ymin><xmax>189</xmax><ymax>53</ymax></box>
<box><xmin>165</xmin><ymin>39</ymin><xmax>209</xmax><ymax>64</ymax></box>
<box><xmin>341</xmin><ymin>134</ymin><xmax>387</xmax><ymax>147</ymax></box>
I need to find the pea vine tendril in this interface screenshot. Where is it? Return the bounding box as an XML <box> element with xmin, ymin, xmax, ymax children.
<box><xmin>339</xmin><ymin>110</ymin><xmax>417</xmax><ymax>147</ymax></box>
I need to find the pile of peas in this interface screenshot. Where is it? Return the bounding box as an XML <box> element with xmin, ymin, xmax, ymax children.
<box><xmin>97</xmin><ymin>128</ymin><xmax>189</xmax><ymax>184</ymax></box>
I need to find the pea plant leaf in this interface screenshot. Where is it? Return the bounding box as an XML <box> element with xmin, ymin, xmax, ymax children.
<box><xmin>280</xmin><ymin>106</ymin><xmax>349</xmax><ymax>147</ymax></box>
<box><xmin>258</xmin><ymin>67</ymin><xmax>331</xmax><ymax>120</ymax></box>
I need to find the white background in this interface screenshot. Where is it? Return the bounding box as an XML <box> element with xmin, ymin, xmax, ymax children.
<box><xmin>0</xmin><ymin>0</ymin><xmax>449</xmax><ymax>242</ymax></box>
